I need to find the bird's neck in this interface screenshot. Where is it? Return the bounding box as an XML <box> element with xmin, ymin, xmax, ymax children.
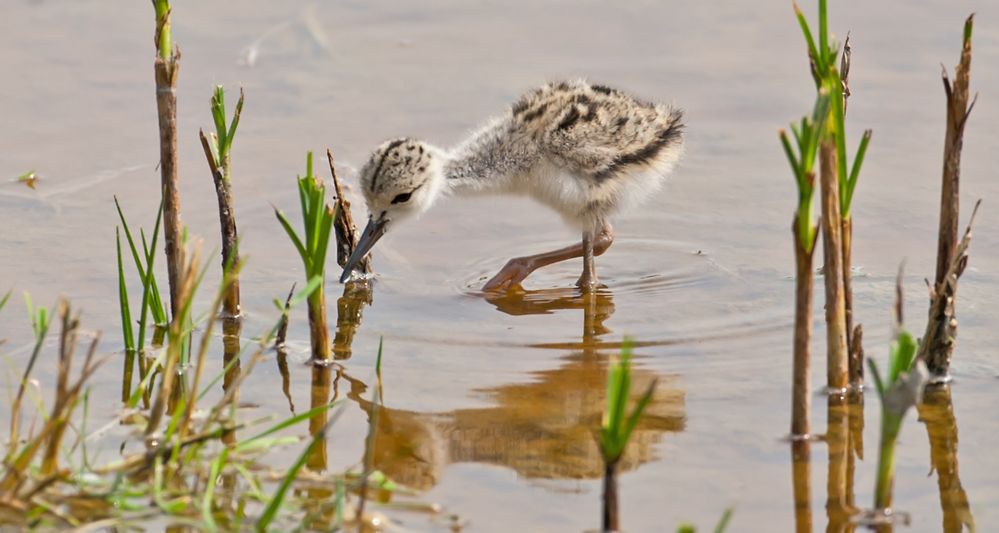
<box><xmin>442</xmin><ymin>116</ymin><xmax>537</xmax><ymax>195</ymax></box>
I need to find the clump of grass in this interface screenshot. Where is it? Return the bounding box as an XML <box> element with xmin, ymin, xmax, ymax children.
<box><xmin>792</xmin><ymin>0</ymin><xmax>873</xmax><ymax>391</ymax></box>
<box><xmin>274</xmin><ymin>152</ymin><xmax>335</xmax><ymax>362</ymax></box>
<box><xmin>598</xmin><ymin>339</ymin><xmax>656</xmax><ymax>532</ymax></box>
<box><xmin>1</xmin><ymin>300</ymin><xmax>105</xmax><ymax>511</ymax></box>
<box><xmin>779</xmin><ymin>90</ymin><xmax>830</xmax><ymax>437</ymax></box>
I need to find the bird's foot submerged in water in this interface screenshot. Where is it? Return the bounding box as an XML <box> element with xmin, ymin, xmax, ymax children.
<box><xmin>483</xmin><ymin>257</ymin><xmax>534</xmax><ymax>292</ymax></box>
<box><xmin>575</xmin><ymin>271</ymin><xmax>601</xmax><ymax>292</ymax></box>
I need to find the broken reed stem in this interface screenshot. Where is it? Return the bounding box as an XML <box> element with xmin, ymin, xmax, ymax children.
<box><xmin>602</xmin><ymin>460</ymin><xmax>619</xmax><ymax>533</ymax></box>
<box><xmin>919</xmin><ymin>200</ymin><xmax>980</xmax><ymax>375</ymax></box>
<box><xmin>819</xmin><ymin>140</ymin><xmax>849</xmax><ymax>392</ymax></box>
<box><xmin>327</xmin><ymin>149</ymin><xmax>370</xmax><ymax>273</ymax></box>
<box><xmin>841</xmin><ymin>216</ymin><xmax>862</xmax><ymax>389</ymax></box>
<box><xmin>199</xmin><ymin>129</ymin><xmax>241</xmax><ymax>321</ymax></box>
<box><xmin>928</xmin><ymin>14</ymin><xmax>975</xmax><ymax>376</ymax></box>
<box><xmin>791</xmin><ymin>222</ymin><xmax>815</xmax><ymax>437</ymax></box>
<box><xmin>153</xmin><ymin>2</ymin><xmax>183</xmax><ymax>319</ymax></box>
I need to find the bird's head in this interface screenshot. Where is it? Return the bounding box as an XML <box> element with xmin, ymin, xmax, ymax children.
<box><xmin>340</xmin><ymin>137</ymin><xmax>446</xmax><ymax>282</ymax></box>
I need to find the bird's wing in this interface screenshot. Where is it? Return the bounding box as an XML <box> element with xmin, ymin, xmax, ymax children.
<box><xmin>510</xmin><ymin>80</ymin><xmax>683</xmax><ymax>182</ymax></box>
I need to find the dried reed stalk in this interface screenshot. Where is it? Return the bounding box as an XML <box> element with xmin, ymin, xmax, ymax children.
<box><xmin>919</xmin><ymin>201</ymin><xmax>980</xmax><ymax>375</ymax></box>
<box><xmin>199</xmin><ymin>127</ymin><xmax>241</xmax><ymax>321</ymax></box>
<box><xmin>928</xmin><ymin>15</ymin><xmax>976</xmax><ymax>376</ymax></box>
<box><xmin>327</xmin><ymin>149</ymin><xmax>370</xmax><ymax>274</ymax></box>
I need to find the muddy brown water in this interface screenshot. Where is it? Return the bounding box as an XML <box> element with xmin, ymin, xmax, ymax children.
<box><xmin>2</xmin><ymin>1</ymin><xmax>998</xmax><ymax>531</ymax></box>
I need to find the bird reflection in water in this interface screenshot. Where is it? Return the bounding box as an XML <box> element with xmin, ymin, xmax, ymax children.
<box><xmin>332</xmin><ymin>286</ymin><xmax>686</xmax><ymax>491</ymax></box>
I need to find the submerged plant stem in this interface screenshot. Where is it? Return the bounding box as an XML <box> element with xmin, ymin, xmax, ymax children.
<box><xmin>602</xmin><ymin>460</ymin><xmax>619</xmax><ymax>532</ymax></box>
<box><xmin>791</xmin><ymin>223</ymin><xmax>814</xmax><ymax>437</ymax></box>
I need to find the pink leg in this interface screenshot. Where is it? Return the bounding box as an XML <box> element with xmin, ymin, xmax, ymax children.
<box><xmin>483</xmin><ymin>221</ymin><xmax>614</xmax><ymax>292</ymax></box>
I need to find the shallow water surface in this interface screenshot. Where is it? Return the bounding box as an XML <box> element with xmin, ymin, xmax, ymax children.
<box><xmin>2</xmin><ymin>0</ymin><xmax>998</xmax><ymax>531</ymax></box>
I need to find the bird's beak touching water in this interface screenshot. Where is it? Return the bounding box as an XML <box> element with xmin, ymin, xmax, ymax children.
<box><xmin>339</xmin><ymin>216</ymin><xmax>388</xmax><ymax>282</ymax></box>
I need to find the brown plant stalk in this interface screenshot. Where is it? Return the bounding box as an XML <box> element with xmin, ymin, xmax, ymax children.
<box><xmin>928</xmin><ymin>14</ymin><xmax>976</xmax><ymax>376</ymax></box>
<box><xmin>791</xmin><ymin>222</ymin><xmax>815</xmax><ymax>437</ymax></box>
<box><xmin>819</xmin><ymin>139</ymin><xmax>849</xmax><ymax>392</ymax></box>
<box><xmin>154</xmin><ymin>4</ymin><xmax>183</xmax><ymax>318</ymax></box>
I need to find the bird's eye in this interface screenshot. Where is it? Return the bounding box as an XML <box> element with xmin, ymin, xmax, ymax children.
<box><xmin>391</xmin><ymin>192</ymin><xmax>412</xmax><ymax>204</ymax></box>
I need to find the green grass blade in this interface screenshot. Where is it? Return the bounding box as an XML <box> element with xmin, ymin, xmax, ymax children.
<box><xmin>128</xmin><ymin>347</ymin><xmax>168</xmax><ymax>408</ymax></box>
<box><xmin>1</xmin><ymin>288</ymin><xmax>12</xmax><ymax>314</ymax></box>
<box><xmin>224</xmin><ymin>89</ymin><xmax>244</xmax><ymax>156</ymax></box>
<box><xmin>829</xmin><ymin>77</ymin><xmax>849</xmax><ymax>208</ymax></box>
<box><xmin>779</xmin><ymin>130</ymin><xmax>803</xmax><ymax>192</ymax></box>
<box><xmin>236</xmin><ymin>403</ymin><xmax>333</xmax><ymax>453</ymax></box>
<box><xmin>256</xmin><ymin>400</ymin><xmax>345</xmax><ymax>531</ymax></box>
<box><xmin>274</xmin><ymin>208</ymin><xmax>310</xmax><ymax>267</ymax></box>
<box><xmin>116</xmin><ymin>229</ymin><xmax>136</xmax><ymax>353</ymax></box>
<box><xmin>844</xmin><ymin>129</ymin><xmax>872</xmax><ymax>215</ymax></box>
<box><xmin>197</xmin><ymin>346</ymin><xmax>247</xmax><ymax>401</ymax></box>
<box><xmin>867</xmin><ymin>358</ymin><xmax>885</xmax><ymax>400</ymax></box>
<box><xmin>713</xmin><ymin>508</ymin><xmax>734</xmax><ymax>533</ymax></box>
<box><xmin>137</xmin><ymin>202</ymin><xmax>165</xmax><ymax>348</ymax></box>
<box><xmin>139</xmin><ymin>230</ymin><xmax>168</xmax><ymax>326</ymax></box>
<box><xmin>202</xmin><ymin>447</ymin><xmax>228</xmax><ymax>532</ymax></box>
<box><xmin>792</xmin><ymin>1</ymin><xmax>823</xmax><ymax>73</ymax></box>
<box><xmin>620</xmin><ymin>379</ymin><xmax>657</xmax><ymax>455</ymax></box>
<box><xmin>311</xmin><ymin>206</ymin><xmax>335</xmax><ymax>277</ymax></box>
<box><xmin>211</xmin><ymin>85</ymin><xmax>227</xmax><ymax>154</ymax></box>
<box><xmin>818</xmin><ymin>0</ymin><xmax>828</xmax><ymax>64</ymax></box>
<box><xmin>888</xmin><ymin>331</ymin><xmax>918</xmax><ymax>385</ymax></box>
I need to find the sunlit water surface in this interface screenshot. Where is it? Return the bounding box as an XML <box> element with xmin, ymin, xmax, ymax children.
<box><xmin>1</xmin><ymin>1</ymin><xmax>998</xmax><ymax>531</ymax></box>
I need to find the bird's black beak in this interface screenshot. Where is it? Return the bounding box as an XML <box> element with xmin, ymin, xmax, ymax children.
<box><xmin>339</xmin><ymin>216</ymin><xmax>387</xmax><ymax>283</ymax></box>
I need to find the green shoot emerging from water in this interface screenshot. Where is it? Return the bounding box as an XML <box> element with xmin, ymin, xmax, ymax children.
<box><xmin>600</xmin><ymin>339</ymin><xmax>657</xmax><ymax>463</ymax></box>
<box><xmin>867</xmin><ymin>272</ymin><xmax>928</xmax><ymax>511</ymax></box>
<box><xmin>274</xmin><ymin>152</ymin><xmax>335</xmax><ymax>360</ymax></box>
<box><xmin>599</xmin><ymin>338</ymin><xmax>657</xmax><ymax>532</ymax></box>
